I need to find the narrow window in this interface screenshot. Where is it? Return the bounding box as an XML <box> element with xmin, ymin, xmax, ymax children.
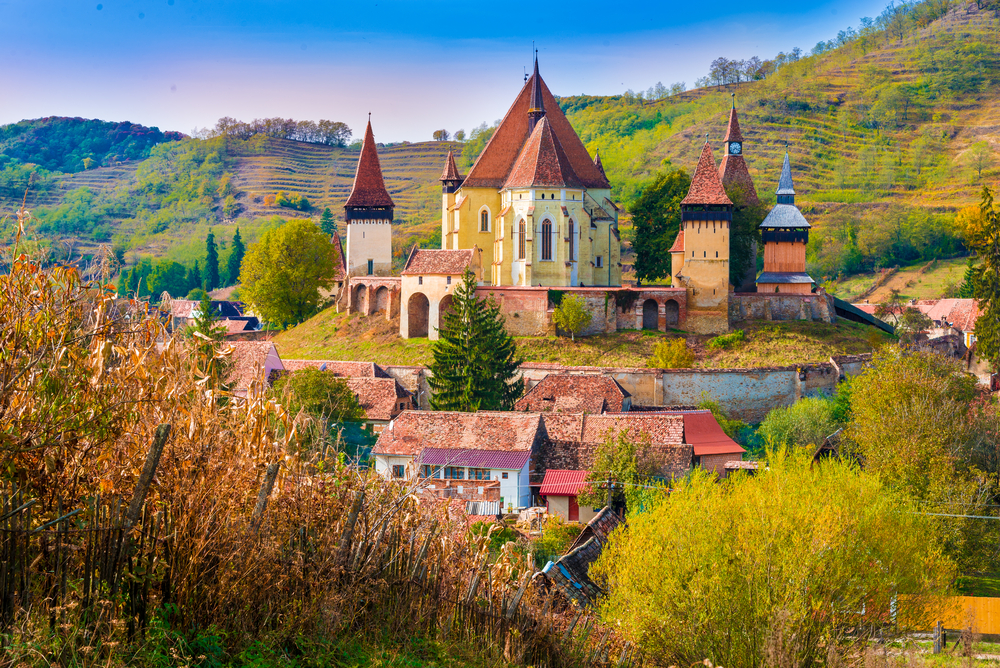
<box><xmin>367</xmin><ymin>259</ymin><xmax>374</xmax><ymax>275</ymax></box>
<box><xmin>418</xmin><ymin>276</ymin><xmax>423</xmax><ymax>285</ymax></box>
<box><xmin>480</xmin><ymin>209</ymin><xmax>489</xmax><ymax>232</ymax></box>
<box><xmin>541</xmin><ymin>219</ymin><xmax>552</xmax><ymax>260</ymax></box>
<box><xmin>518</xmin><ymin>220</ymin><xmax>526</xmax><ymax>260</ymax></box>
<box><xmin>502</xmin><ymin>472</ymin><xmax>509</xmax><ymax>480</ymax></box>
<box><xmin>392</xmin><ymin>465</ymin><xmax>404</xmax><ymax>479</ymax></box>
<box><xmin>716</xmin><ymin>251</ymin><xmax>718</xmax><ymax>258</ymax></box>
<box><xmin>703</xmin><ymin>251</ymin><xmax>706</xmax><ymax>258</ymax></box>
<box><xmin>446</xmin><ymin>276</ymin><xmax>452</xmax><ymax>285</ymax></box>
<box><xmin>596</xmin><ymin>256</ymin><xmax>603</xmax><ymax>268</ymax></box>
<box><xmin>568</xmin><ymin>219</ymin><xmax>575</xmax><ymax>261</ymax></box>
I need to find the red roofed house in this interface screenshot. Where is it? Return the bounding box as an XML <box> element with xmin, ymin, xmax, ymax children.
<box><xmin>675</xmin><ymin>140</ymin><xmax>733</xmax><ymax>334</ymax></box>
<box><xmin>539</xmin><ymin>469</ymin><xmax>598</xmax><ymax>523</ymax></box>
<box><xmin>515</xmin><ymin>373</ymin><xmax>632</xmax><ymax>413</ymax></box>
<box><xmin>226</xmin><ymin>341</ymin><xmax>285</xmax><ymax>397</ymax></box>
<box><xmin>400</xmin><ymin>245</ymin><xmax>483</xmax><ymax>340</ymax></box>
<box><xmin>438</xmin><ymin>54</ymin><xmax>620</xmax><ymax>288</ymax></box>
<box><xmin>374</xmin><ymin>411</ymin><xmax>543</xmax><ymax>509</ymax></box>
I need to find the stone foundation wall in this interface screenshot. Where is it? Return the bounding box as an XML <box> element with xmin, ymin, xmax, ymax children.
<box><xmin>730</xmin><ymin>291</ymin><xmax>835</xmax><ymax>324</ymax></box>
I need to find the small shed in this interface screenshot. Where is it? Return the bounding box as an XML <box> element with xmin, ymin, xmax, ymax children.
<box><xmin>539</xmin><ymin>469</ymin><xmax>598</xmax><ymax>523</ymax></box>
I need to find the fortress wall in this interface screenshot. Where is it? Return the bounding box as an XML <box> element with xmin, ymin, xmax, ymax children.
<box><xmin>730</xmin><ymin>292</ymin><xmax>835</xmax><ymax>324</ymax></box>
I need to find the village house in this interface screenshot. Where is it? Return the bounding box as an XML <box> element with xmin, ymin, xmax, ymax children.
<box><xmin>226</xmin><ymin>341</ymin><xmax>285</xmax><ymax>397</ymax></box>
<box><xmin>538</xmin><ymin>469</ymin><xmax>599</xmax><ymax>523</ymax></box>
<box><xmin>168</xmin><ymin>299</ymin><xmax>260</xmax><ymax>333</ymax></box>
<box><xmin>515</xmin><ymin>373</ymin><xmax>632</xmax><ymax>413</ymax></box>
<box><xmin>399</xmin><ymin>246</ymin><xmax>483</xmax><ymax>340</ymax></box>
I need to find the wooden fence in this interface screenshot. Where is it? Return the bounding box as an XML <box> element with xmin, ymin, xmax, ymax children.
<box><xmin>937</xmin><ymin>596</ymin><xmax>1000</xmax><ymax>634</ymax></box>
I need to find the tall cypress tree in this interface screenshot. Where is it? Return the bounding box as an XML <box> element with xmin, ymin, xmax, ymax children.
<box><xmin>187</xmin><ymin>260</ymin><xmax>202</xmax><ymax>294</ymax></box>
<box><xmin>319</xmin><ymin>208</ymin><xmax>336</xmax><ymax>236</ymax></box>
<box><xmin>205</xmin><ymin>230</ymin><xmax>220</xmax><ymax>291</ymax></box>
<box><xmin>227</xmin><ymin>227</ymin><xmax>245</xmax><ymax>286</ymax></box>
<box><xmin>428</xmin><ymin>269</ymin><xmax>523</xmax><ymax>411</ymax></box>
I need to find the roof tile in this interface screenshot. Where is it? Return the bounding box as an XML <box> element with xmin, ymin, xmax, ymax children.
<box><xmin>681</xmin><ymin>142</ymin><xmax>732</xmax><ymax>206</ymax></box>
<box><xmin>402</xmin><ymin>248</ymin><xmax>475</xmax><ymax>275</ymax></box>
<box><xmin>375</xmin><ymin>411</ymin><xmax>543</xmax><ymax>457</ymax></box>
<box><xmin>539</xmin><ymin>469</ymin><xmax>590</xmax><ymax>497</ymax></box>
<box><xmin>515</xmin><ymin>374</ymin><xmax>630</xmax><ymax>413</ymax></box>
<box><xmin>345</xmin><ymin>120</ymin><xmax>395</xmax><ymax>208</ymax></box>
<box><xmin>504</xmin><ymin>117</ymin><xmax>583</xmax><ymax>189</ymax></box>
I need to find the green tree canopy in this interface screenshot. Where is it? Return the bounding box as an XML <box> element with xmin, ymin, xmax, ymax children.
<box><xmin>319</xmin><ymin>207</ymin><xmax>336</xmax><ymax>236</ymax></box>
<box><xmin>226</xmin><ymin>227</ymin><xmax>245</xmax><ymax>287</ymax></box>
<box><xmin>968</xmin><ymin>187</ymin><xmax>1000</xmax><ymax>369</ymax></box>
<box><xmin>552</xmin><ymin>294</ymin><xmax>592</xmax><ymax>341</ymax></box>
<box><xmin>629</xmin><ymin>169</ymin><xmax>690</xmax><ymax>283</ymax></box>
<box><xmin>428</xmin><ymin>269</ymin><xmax>523</xmax><ymax>411</ymax></box>
<box><xmin>758</xmin><ymin>396</ymin><xmax>841</xmax><ymax>449</ymax></box>
<box><xmin>239</xmin><ymin>218</ymin><xmax>339</xmax><ymax>327</ymax></box>
<box><xmin>272</xmin><ymin>368</ymin><xmax>365</xmax><ymax>423</ymax></box>
<box><xmin>205</xmin><ymin>230</ymin><xmax>220</xmax><ymax>291</ymax></box>
<box><xmin>726</xmin><ymin>186</ymin><xmax>766</xmax><ymax>288</ymax></box>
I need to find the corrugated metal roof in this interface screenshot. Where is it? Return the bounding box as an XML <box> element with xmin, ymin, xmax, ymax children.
<box><xmin>418</xmin><ymin>447</ymin><xmax>531</xmax><ymax>470</ymax></box>
<box><xmin>539</xmin><ymin>469</ymin><xmax>590</xmax><ymax>497</ymax></box>
<box><xmin>678</xmin><ymin>410</ymin><xmax>745</xmax><ymax>457</ymax></box>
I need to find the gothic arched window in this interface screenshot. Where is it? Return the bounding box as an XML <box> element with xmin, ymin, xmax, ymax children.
<box><xmin>518</xmin><ymin>220</ymin><xmax>526</xmax><ymax>260</ymax></box>
<box><xmin>541</xmin><ymin>219</ymin><xmax>552</xmax><ymax>260</ymax></box>
<box><xmin>568</xmin><ymin>219</ymin><xmax>575</xmax><ymax>261</ymax></box>
<box><xmin>480</xmin><ymin>208</ymin><xmax>489</xmax><ymax>232</ymax></box>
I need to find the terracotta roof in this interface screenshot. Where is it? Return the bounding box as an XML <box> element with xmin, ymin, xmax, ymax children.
<box><xmin>539</xmin><ymin>469</ymin><xmax>590</xmax><ymax>497</ymax></box>
<box><xmin>515</xmin><ymin>373</ymin><xmax>630</xmax><ymax>413</ymax></box>
<box><xmin>219</xmin><ymin>318</ymin><xmax>254</xmax><ymax>334</ymax></box>
<box><xmin>540</xmin><ymin>413</ymin><xmax>685</xmax><ymax>447</ymax></box>
<box><xmin>346</xmin><ymin>377</ymin><xmax>412</xmax><ymax>421</ymax></box>
<box><xmin>440</xmin><ymin>150</ymin><xmax>462</xmax><ymax>181</ymax></box>
<box><xmin>504</xmin><ymin>117</ymin><xmax>583</xmax><ymax>189</ymax></box>
<box><xmin>331</xmin><ymin>231</ymin><xmax>347</xmax><ymax>282</ymax></box>
<box><xmin>374</xmin><ymin>411</ymin><xmax>543</xmax><ymax>457</ymax></box>
<box><xmin>616</xmin><ymin>409</ymin><xmax>744</xmax><ymax>456</ymax></box>
<box><xmin>914</xmin><ymin>299</ymin><xmax>981</xmax><ymax>332</ymax></box>
<box><xmin>345</xmin><ymin>120</ymin><xmax>394</xmax><ymax>208</ymax></box>
<box><xmin>722</xmin><ymin>106</ymin><xmax>744</xmax><ymax>142</ymax></box>
<box><xmin>462</xmin><ymin>71</ymin><xmax>610</xmax><ymax>190</ymax></box>
<box><xmin>681</xmin><ymin>142</ymin><xmax>732</xmax><ymax>206</ymax></box>
<box><xmin>719</xmin><ymin>154</ymin><xmax>759</xmax><ymax>206</ymax></box>
<box><xmin>402</xmin><ymin>248</ymin><xmax>475</xmax><ymax>275</ymax></box>
<box><xmin>226</xmin><ymin>341</ymin><xmax>279</xmax><ymax>392</ymax></box>
<box><xmin>669</xmin><ymin>229</ymin><xmax>685</xmax><ymax>253</ymax></box>
<box><xmin>418</xmin><ymin>447</ymin><xmax>531</xmax><ymax>470</ymax></box>
<box><xmin>593</xmin><ymin>150</ymin><xmax>607</xmax><ymax>179</ymax></box>
<box><xmin>281</xmin><ymin>359</ymin><xmax>390</xmax><ymax>378</ymax></box>
<box><xmin>171</xmin><ymin>300</ymin><xmax>246</xmax><ymax>320</ymax></box>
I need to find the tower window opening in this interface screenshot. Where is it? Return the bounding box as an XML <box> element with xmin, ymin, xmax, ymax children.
<box><xmin>703</xmin><ymin>251</ymin><xmax>706</xmax><ymax>258</ymax></box>
<box><xmin>568</xmin><ymin>219</ymin><xmax>575</xmax><ymax>261</ymax></box>
<box><xmin>716</xmin><ymin>251</ymin><xmax>718</xmax><ymax>258</ymax></box>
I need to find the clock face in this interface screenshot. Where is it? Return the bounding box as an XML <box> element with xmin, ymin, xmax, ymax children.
<box><xmin>729</xmin><ymin>142</ymin><xmax>742</xmax><ymax>155</ymax></box>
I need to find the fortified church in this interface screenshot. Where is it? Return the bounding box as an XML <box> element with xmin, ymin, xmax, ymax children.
<box><xmin>337</xmin><ymin>58</ymin><xmax>831</xmax><ymax>338</ymax></box>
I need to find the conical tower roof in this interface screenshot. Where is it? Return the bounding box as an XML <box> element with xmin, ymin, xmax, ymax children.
<box><xmin>722</xmin><ymin>103</ymin><xmax>744</xmax><ymax>143</ymax></box>
<box><xmin>776</xmin><ymin>152</ymin><xmax>795</xmax><ymax>196</ymax></box>
<box><xmin>505</xmin><ymin>117</ymin><xmax>583</xmax><ymax>189</ymax></box>
<box><xmin>593</xmin><ymin>150</ymin><xmax>607</xmax><ymax>179</ymax></box>
<box><xmin>345</xmin><ymin>120</ymin><xmax>394</xmax><ymax>208</ymax></box>
<box><xmin>528</xmin><ymin>55</ymin><xmax>545</xmax><ymax>115</ymax></box>
<box><xmin>681</xmin><ymin>142</ymin><xmax>732</xmax><ymax>206</ymax></box>
<box><xmin>440</xmin><ymin>150</ymin><xmax>462</xmax><ymax>181</ymax></box>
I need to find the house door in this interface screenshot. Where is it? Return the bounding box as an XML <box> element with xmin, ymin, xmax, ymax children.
<box><xmin>568</xmin><ymin>496</ymin><xmax>579</xmax><ymax>522</ymax></box>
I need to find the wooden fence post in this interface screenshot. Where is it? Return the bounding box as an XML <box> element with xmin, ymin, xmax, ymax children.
<box><xmin>250</xmin><ymin>462</ymin><xmax>281</xmax><ymax>530</ymax></box>
<box><xmin>126</xmin><ymin>424</ymin><xmax>171</xmax><ymax>529</ymax></box>
<box><xmin>933</xmin><ymin>620</ymin><xmax>943</xmax><ymax>654</ymax></box>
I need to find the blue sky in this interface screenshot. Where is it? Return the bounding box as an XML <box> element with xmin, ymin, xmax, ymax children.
<box><xmin>0</xmin><ymin>0</ymin><xmax>890</xmax><ymax>142</ymax></box>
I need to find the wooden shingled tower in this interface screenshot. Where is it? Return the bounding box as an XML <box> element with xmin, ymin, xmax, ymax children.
<box><xmin>344</xmin><ymin>119</ymin><xmax>395</xmax><ymax>277</ymax></box>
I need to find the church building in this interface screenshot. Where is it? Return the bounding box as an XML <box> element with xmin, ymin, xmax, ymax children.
<box><xmin>756</xmin><ymin>152</ymin><xmax>814</xmax><ymax>294</ymax></box>
<box><xmin>345</xmin><ymin>120</ymin><xmax>394</xmax><ymax>278</ymax></box>
<box><xmin>439</xmin><ymin>56</ymin><xmax>621</xmax><ymax>287</ymax></box>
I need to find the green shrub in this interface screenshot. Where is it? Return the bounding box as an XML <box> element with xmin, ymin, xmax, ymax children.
<box><xmin>531</xmin><ymin>517</ymin><xmax>583</xmax><ymax>568</ymax></box>
<box><xmin>707</xmin><ymin>329</ymin><xmax>745</xmax><ymax>349</ymax></box>
<box><xmin>758</xmin><ymin>396</ymin><xmax>841</xmax><ymax>449</ymax></box>
<box><xmin>470</xmin><ymin>520</ymin><xmax>519</xmax><ymax>554</ymax></box>
<box><xmin>647</xmin><ymin>338</ymin><xmax>694</xmax><ymax>368</ymax></box>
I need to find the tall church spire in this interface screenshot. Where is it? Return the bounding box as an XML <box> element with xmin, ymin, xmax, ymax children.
<box><xmin>718</xmin><ymin>97</ymin><xmax>758</xmax><ymax>207</ymax></box>
<box><xmin>776</xmin><ymin>151</ymin><xmax>795</xmax><ymax>204</ymax></box>
<box><xmin>527</xmin><ymin>52</ymin><xmax>545</xmax><ymax>134</ymax></box>
<box><xmin>345</xmin><ymin>119</ymin><xmax>394</xmax><ymax>210</ymax></box>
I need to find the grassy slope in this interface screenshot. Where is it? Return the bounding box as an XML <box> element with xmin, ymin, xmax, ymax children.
<box><xmin>273</xmin><ymin>307</ymin><xmax>878</xmax><ymax>369</ymax></box>
<box><xmin>829</xmin><ymin>256</ymin><xmax>969</xmax><ymax>302</ymax></box>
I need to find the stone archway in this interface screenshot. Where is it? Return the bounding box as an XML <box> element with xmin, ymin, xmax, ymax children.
<box><xmin>407</xmin><ymin>293</ymin><xmax>429</xmax><ymax>338</ymax></box>
<box><xmin>664</xmin><ymin>299</ymin><xmax>680</xmax><ymax>327</ymax></box>
<box><xmin>439</xmin><ymin>294</ymin><xmax>455</xmax><ymax>321</ymax></box>
<box><xmin>354</xmin><ymin>284</ymin><xmax>368</xmax><ymax>314</ymax></box>
<box><xmin>642</xmin><ymin>299</ymin><xmax>659</xmax><ymax>330</ymax></box>
<box><xmin>374</xmin><ymin>286</ymin><xmax>390</xmax><ymax>314</ymax></box>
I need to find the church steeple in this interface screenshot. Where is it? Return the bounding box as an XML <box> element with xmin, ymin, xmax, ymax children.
<box><xmin>718</xmin><ymin>95</ymin><xmax>759</xmax><ymax>207</ymax></box>
<box><xmin>527</xmin><ymin>53</ymin><xmax>545</xmax><ymax>134</ymax></box>
<box><xmin>776</xmin><ymin>151</ymin><xmax>795</xmax><ymax>205</ymax></box>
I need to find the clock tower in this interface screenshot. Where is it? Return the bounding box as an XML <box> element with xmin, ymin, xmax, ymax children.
<box><xmin>718</xmin><ymin>94</ymin><xmax>760</xmax><ymax>292</ymax></box>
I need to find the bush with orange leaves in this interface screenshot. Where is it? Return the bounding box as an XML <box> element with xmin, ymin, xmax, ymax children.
<box><xmin>0</xmin><ymin>207</ymin><xmax>609</xmax><ymax>667</ymax></box>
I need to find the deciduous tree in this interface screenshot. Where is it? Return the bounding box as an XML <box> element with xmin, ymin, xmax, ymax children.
<box><xmin>239</xmin><ymin>218</ymin><xmax>339</xmax><ymax>326</ymax></box>
<box><xmin>428</xmin><ymin>269</ymin><xmax>523</xmax><ymax>411</ymax></box>
<box><xmin>967</xmin><ymin>187</ymin><xmax>1000</xmax><ymax>369</ymax></box>
<box><xmin>647</xmin><ymin>338</ymin><xmax>694</xmax><ymax>369</ymax></box>
<box><xmin>630</xmin><ymin>169</ymin><xmax>690</xmax><ymax>283</ymax></box>
<box><xmin>552</xmin><ymin>294</ymin><xmax>591</xmax><ymax>341</ymax></box>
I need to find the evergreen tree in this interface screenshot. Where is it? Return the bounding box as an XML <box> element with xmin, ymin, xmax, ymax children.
<box><xmin>968</xmin><ymin>186</ymin><xmax>1000</xmax><ymax>369</ymax></box>
<box><xmin>187</xmin><ymin>260</ymin><xmax>202</xmax><ymax>294</ymax></box>
<box><xmin>958</xmin><ymin>257</ymin><xmax>976</xmax><ymax>298</ymax></box>
<box><xmin>227</xmin><ymin>227</ymin><xmax>245</xmax><ymax>286</ymax></box>
<box><xmin>428</xmin><ymin>269</ymin><xmax>523</xmax><ymax>411</ymax></box>
<box><xmin>319</xmin><ymin>207</ymin><xmax>336</xmax><ymax>236</ymax></box>
<box><xmin>205</xmin><ymin>230</ymin><xmax>220</xmax><ymax>292</ymax></box>
<box><xmin>186</xmin><ymin>291</ymin><xmax>230</xmax><ymax>389</ymax></box>
<box><xmin>630</xmin><ymin>170</ymin><xmax>691</xmax><ymax>283</ymax></box>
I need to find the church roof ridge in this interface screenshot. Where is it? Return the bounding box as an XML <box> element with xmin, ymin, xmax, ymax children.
<box><xmin>681</xmin><ymin>142</ymin><xmax>732</xmax><ymax>206</ymax></box>
<box><xmin>345</xmin><ymin>119</ymin><xmax>395</xmax><ymax>209</ymax></box>
<box><xmin>528</xmin><ymin>54</ymin><xmax>544</xmax><ymax>115</ymax></box>
<box><xmin>504</xmin><ymin>116</ymin><xmax>583</xmax><ymax>189</ymax></box>
<box><xmin>462</xmin><ymin>67</ymin><xmax>610</xmax><ymax>190</ymax></box>
<box><xmin>440</xmin><ymin>150</ymin><xmax>462</xmax><ymax>181</ymax></box>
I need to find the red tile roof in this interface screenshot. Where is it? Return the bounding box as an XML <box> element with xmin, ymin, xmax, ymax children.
<box><xmin>462</xmin><ymin>71</ymin><xmax>610</xmax><ymax>190</ymax></box>
<box><xmin>540</xmin><ymin>413</ymin><xmax>685</xmax><ymax>447</ymax></box>
<box><xmin>281</xmin><ymin>359</ymin><xmax>389</xmax><ymax>378</ymax></box>
<box><xmin>504</xmin><ymin>117</ymin><xmax>583</xmax><ymax>189</ymax></box>
<box><xmin>515</xmin><ymin>374</ymin><xmax>630</xmax><ymax>413</ymax></box>
<box><xmin>539</xmin><ymin>469</ymin><xmax>590</xmax><ymax>497</ymax></box>
<box><xmin>226</xmin><ymin>341</ymin><xmax>279</xmax><ymax>391</ymax></box>
<box><xmin>914</xmin><ymin>298</ymin><xmax>981</xmax><ymax>332</ymax></box>
<box><xmin>440</xmin><ymin>150</ymin><xmax>462</xmax><ymax>181</ymax></box>
<box><xmin>331</xmin><ymin>231</ymin><xmax>347</xmax><ymax>282</ymax></box>
<box><xmin>375</xmin><ymin>411</ymin><xmax>543</xmax><ymax>456</ymax></box>
<box><xmin>346</xmin><ymin>377</ymin><xmax>413</xmax><ymax>421</ymax></box>
<box><xmin>719</xmin><ymin>154</ymin><xmax>759</xmax><ymax>206</ymax></box>
<box><xmin>345</xmin><ymin>120</ymin><xmax>394</xmax><ymax>208</ymax></box>
<box><xmin>419</xmin><ymin>447</ymin><xmax>531</xmax><ymax>470</ymax></box>
<box><xmin>722</xmin><ymin>106</ymin><xmax>744</xmax><ymax>142</ymax></box>
<box><xmin>610</xmin><ymin>409</ymin><xmax>744</xmax><ymax>456</ymax></box>
<box><xmin>681</xmin><ymin>142</ymin><xmax>732</xmax><ymax>206</ymax></box>
<box><xmin>402</xmin><ymin>248</ymin><xmax>475</xmax><ymax>275</ymax></box>
<box><xmin>593</xmin><ymin>150</ymin><xmax>607</xmax><ymax>179</ymax></box>
<box><xmin>219</xmin><ymin>318</ymin><xmax>254</xmax><ymax>334</ymax></box>
<box><xmin>668</xmin><ymin>229</ymin><xmax>685</xmax><ymax>253</ymax></box>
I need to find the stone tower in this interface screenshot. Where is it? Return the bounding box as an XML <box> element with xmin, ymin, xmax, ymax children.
<box><xmin>674</xmin><ymin>141</ymin><xmax>733</xmax><ymax>334</ymax></box>
<box><xmin>345</xmin><ymin>119</ymin><xmax>394</xmax><ymax>277</ymax></box>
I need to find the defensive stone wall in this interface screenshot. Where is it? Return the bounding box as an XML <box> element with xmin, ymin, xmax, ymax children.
<box><xmin>730</xmin><ymin>291</ymin><xmax>835</xmax><ymax>324</ymax></box>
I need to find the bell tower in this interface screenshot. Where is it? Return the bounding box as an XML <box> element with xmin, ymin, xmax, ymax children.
<box><xmin>344</xmin><ymin>118</ymin><xmax>394</xmax><ymax>277</ymax></box>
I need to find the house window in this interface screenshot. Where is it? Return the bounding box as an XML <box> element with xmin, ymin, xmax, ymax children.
<box><xmin>392</xmin><ymin>464</ymin><xmax>405</xmax><ymax>479</ymax></box>
<box><xmin>418</xmin><ymin>276</ymin><xmax>423</xmax><ymax>285</ymax></box>
<box><xmin>501</xmin><ymin>472</ymin><xmax>509</xmax><ymax>480</ymax></box>
<box><xmin>444</xmin><ymin>466</ymin><xmax>465</xmax><ymax>480</ymax></box>
<box><xmin>517</xmin><ymin>220</ymin><xmax>526</xmax><ymax>260</ymax></box>
<box><xmin>469</xmin><ymin>468</ymin><xmax>489</xmax><ymax>480</ymax></box>
<box><xmin>596</xmin><ymin>256</ymin><xmax>603</xmax><ymax>268</ymax></box>
<box><xmin>421</xmin><ymin>465</ymin><xmax>442</xmax><ymax>479</ymax></box>
<box><xmin>568</xmin><ymin>219</ymin><xmax>575</xmax><ymax>261</ymax></box>
<box><xmin>447</xmin><ymin>276</ymin><xmax>452</xmax><ymax>285</ymax></box>
<box><xmin>480</xmin><ymin>209</ymin><xmax>489</xmax><ymax>232</ymax></box>
<box><xmin>541</xmin><ymin>219</ymin><xmax>552</xmax><ymax>260</ymax></box>
<box><xmin>367</xmin><ymin>259</ymin><xmax>374</xmax><ymax>275</ymax></box>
